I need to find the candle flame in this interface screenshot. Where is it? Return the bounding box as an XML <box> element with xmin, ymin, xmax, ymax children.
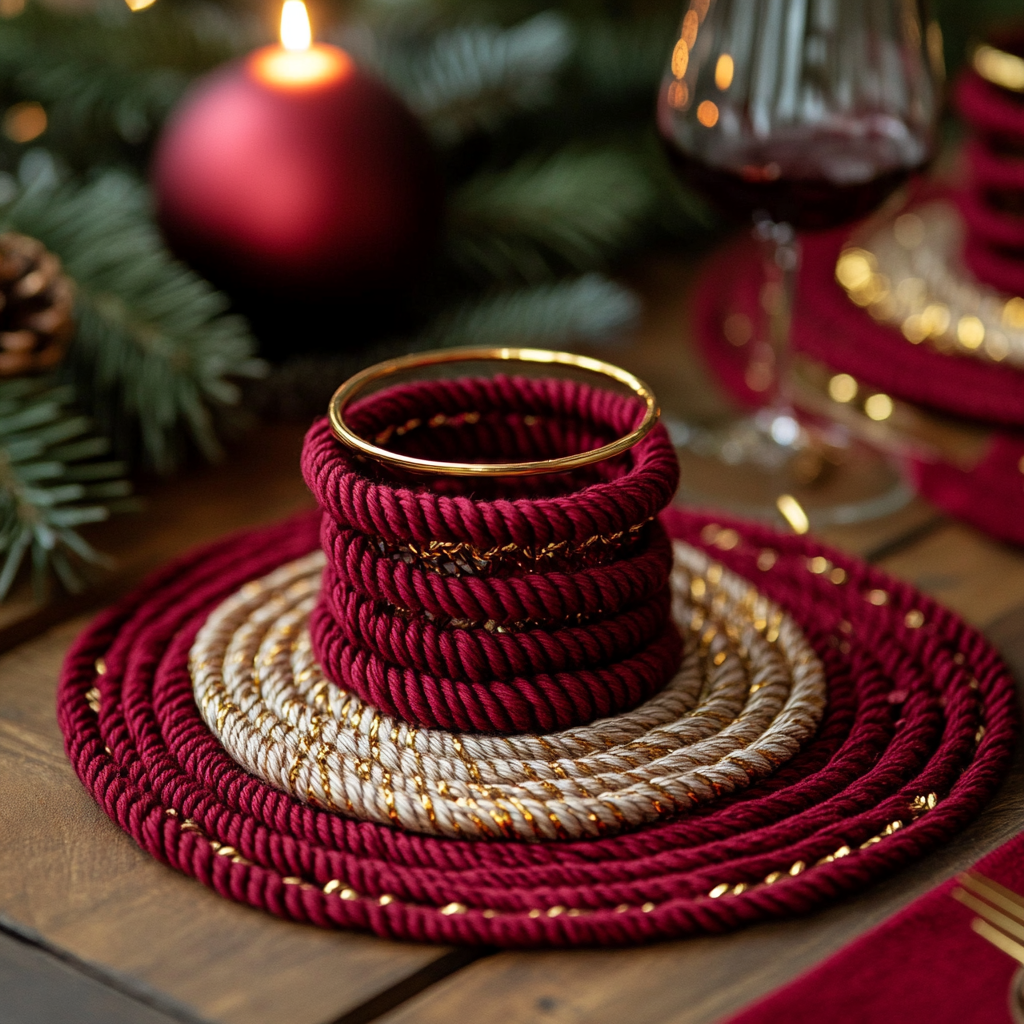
<box><xmin>281</xmin><ymin>0</ymin><xmax>312</xmax><ymax>51</ymax></box>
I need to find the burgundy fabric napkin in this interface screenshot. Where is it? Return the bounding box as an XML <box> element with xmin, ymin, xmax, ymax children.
<box><xmin>723</xmin><ymin>831</ymin><xmax>1024</xmax><ymax>1024</ymax></box>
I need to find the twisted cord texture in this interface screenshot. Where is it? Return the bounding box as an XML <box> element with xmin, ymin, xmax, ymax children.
<box><xmin>302</xmin><ymin>375</ymin><xmax>682</xmax><ymax>732</ymax></box>
<box><xmin>190</xmin><ymin>542</ymin><xmax>826</xmax><ymax>840</ymax></box>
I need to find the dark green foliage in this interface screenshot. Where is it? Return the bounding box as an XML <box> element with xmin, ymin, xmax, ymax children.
<box><xmin>0</xmin><ymin>167</ymin><xmax>265</xmax><ymax>472</ymax></box>
<box><xmin>0</xmin><ymin>0</ymin><xmax>248</xmax><ymax>171</ymax></box>
<box><xmin>446</xmin><ymin>147</ymin><xmax>658</xmax><ymax>282</ymax></box>
<box><xmin>426</xmin><ymin>273</ymin><xmax>641</xmax><ymax>346</ymax></box>
<box><xmin>0</xmin><ymin>376</ymin><xmax>134</xmax><ymax>599</ymax></box>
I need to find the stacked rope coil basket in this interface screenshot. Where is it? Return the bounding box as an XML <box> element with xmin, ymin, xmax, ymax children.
<box><xmin>301</xmin><ymin>350</ymin><xmax>682</xmax><ymax>733</ymax></box>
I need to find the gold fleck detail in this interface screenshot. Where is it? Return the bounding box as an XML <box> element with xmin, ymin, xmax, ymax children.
<box><xmin>641</xmin><ymin>901</ymin><xmax>656</xmax><ymax>913</ymax></box>
<box><xmin>757</xmin><ymin>549</ymin><xmax>777</xmax><ymax>571</ymax></box>
<box><xmin>957</xmin><ymin>315</ymin><xmax>985</xmax><ymax>349</ymax></box>
<box><xmin>528</xmin><ymin>908</ymin><xmax>542</xmax><ymax>919</ymax></box>
<box><xmin>713</xmin><ymin>528</ymin><xmax>740</xmax><ymax>551</ymax></box>
<box><xmin>282</xmin><ymin>876</ymin><xmax>303</xmax><ymax>885</ymax></box>
<box><xmin>829</xmin><ymin>567</ymin><xmax>847</xmax><ymax>585</ymax></box>
<box><xmin>867</xmin><ymin>589</ymin><xmax>888</xmax><ymax>606</ymax></box>
<box><xmin>808</xmin><ymin>556</ymin><xmax>830</xmax><ymax>574</ymax></box>
<box><xmin>789</xmin><ymin>860</ymin><xmax>806</xmax><ymax>876</ymax></box>
<box><xmin>546</xmin><ymin>905</ymin><xmax>565</xmax><ymax>918</ymax></box>
<box><xmin>905</xmin><ymin>609</ymin><xmax>925</xmax><ymax>628</ymax></box>
<box><xmin>732</xmin><ymin>883</ymin><xmax>748</xmax><ymax>895</ymax></box>
<box><xmin>614</xmin><ymin>904</ymin><xmax>630</xmax><ymax>913</ymax></box>
<box><xmin>836</xmin><ymin>249</ymin><xmax>876</xmax><ymax>291</ymax></box>
<box><xmin>777</xmin><ymin>494</ymin><xmax>809</xmax><ymax>535</ymax></box>
<box><xmin>709</xmin><ymin>883</ymin><xmax>729</xmax><ymax>898</ymax></box>
<box><xmin>764</xmin><ymin>871</ymin><xmax>783</xmax><ymax>884</ymax></box>
<box><xmin>95</xmin><ymin>658</ymin><xmax>107</xmax><ymax>675</ymax></box>
<box><xmin>378</xmin><ymin>893</ymin><xmax>395</xmax><ymax>906</ymax></box>
<box><xmin>864</xmin><ymin>393</ymin><xmax>894</xmax><ymax>421</ymax></box>
<box><xmin>440</xmin><ymin>902</ymin><xmax>467</xmax><ymax>916</ymax></box>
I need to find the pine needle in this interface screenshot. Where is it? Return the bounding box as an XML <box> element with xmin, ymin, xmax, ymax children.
<box><xmin>0</xmin><ymin>164</ymin><xmax>265</xmax><ymax>473</ymax></box>
<box><xmin>447</xmin><ymin>147</ymin><xmax>658</xmax><ymax>282</ymax></box>
<box><xmin>0</xmin><ymin>0</ymin><xmax>248</xmax><ymax>168</ymax></box>
<box><xmin>426</xmin><ymin>274</ymin><xmax>640</xmax><ymax>347</ymax></box>
<box><xmin>380</xmin><ymin>12</ymin><xmax>574</xmax><ymax>142</ymax></box>
<box><xmin>0</xmin><ymin>376</ymin><xmax>134</xmax><ymax>600</ymax></box>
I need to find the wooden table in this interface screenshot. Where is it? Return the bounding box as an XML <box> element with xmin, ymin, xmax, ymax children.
<box><xmin>3</xmin><ymin>258</ymin><xmax>1024</xmax><ymax>1024</ymax></box>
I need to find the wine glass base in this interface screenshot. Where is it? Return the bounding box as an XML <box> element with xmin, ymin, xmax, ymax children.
<box><xmin>666</xmin><ymin>414</ymin><xmax>915</xmax><ymax>529</ymax></box>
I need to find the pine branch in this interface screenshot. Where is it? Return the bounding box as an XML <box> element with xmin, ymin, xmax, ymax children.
<box><xmin>0</xmin><ymin>166</ymin><xmax>265</xmax><ymax>473</ymax></box>
<box><xmin>572</xmin><ymin>13</ymin><xmax>677</xmax><ymax>99</ymax></box>
<box><xmin>376</xmin><ymin>12</ymin><xmax>574</xmax><ymax>143</ymax></box>
<box><xmin>0</xmin><ymin>0</ymin><xmax>249</xmax><ymax>170</ymax></box>
<box><xmin>426</xmin><ymin>274</ymin><xmax>640</xmax><ymax>346</ymax></box>
<box><xmin>0</xmin><ymin>376</ymin><xmax>133</xmax><ymax>600</ymax></box>
<box><xmin>447</xmin><ymin>147</ymin><xmax>658</xmax><ymax>282</ymax></box>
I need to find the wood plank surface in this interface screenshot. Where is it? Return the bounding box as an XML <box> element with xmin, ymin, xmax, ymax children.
<box><xmin>0</xmin><ymin>616</ymin><xmax>457</xmax><ymax>1024</ymax></box>
<box><xmin>0</xmin><ymin>929</ymin><xmax>193</xmax><ymax>1024</ymax></box>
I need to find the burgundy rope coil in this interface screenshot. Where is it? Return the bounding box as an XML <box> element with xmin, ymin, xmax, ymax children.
<box><xmin>301</xmin><ymin>374</ymin><xmax>682</xmax><ymax>733</ymax></box>
<box><xmin>57</xmin><ymin>509</ymin><xmax>1018</xmax><ymax>948</ymax></box>
<box><xmin>955</xmin><ymin>68</ymin><xmax>1024</xmax><ymax>295</ymax></box>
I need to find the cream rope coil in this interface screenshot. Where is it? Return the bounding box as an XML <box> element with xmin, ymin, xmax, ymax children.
<box><xmin>190</xmin><ymin>542</ymin><xmax>826</xmax><ymax>841</ymax></box>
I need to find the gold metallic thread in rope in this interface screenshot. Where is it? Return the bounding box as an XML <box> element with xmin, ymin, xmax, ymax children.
<box><xmin>190</xmin><ymin>546</ymin><xmax>826</xmax><ymax>842</ymax></box>
<box><xmin>835</xmin><ymin>204</ymin><xmax>1024</xmax><ymax>368</ymax></box>
<box><xmin>972</xmin><ymin>41</ymin><xmax>1024</xmax><ymax>93</ymax></box>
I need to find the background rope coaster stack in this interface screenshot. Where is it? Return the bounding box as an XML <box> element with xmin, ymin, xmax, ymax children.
<box><xmin>59</xmin><ymin>505</ymin><xmax>1017</xmax><ymax>946</ymax></box>
<box><xmin>301</xmin><ymin>372</ymin><xmax>681</xmax><ymax>733</ymax></box>
<box><xmin>692</xmin><ymin>49</ymin><xmax>1024</xmax><ymax>547</ymax></box>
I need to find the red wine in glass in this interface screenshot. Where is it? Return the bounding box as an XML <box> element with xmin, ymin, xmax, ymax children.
<box><xmin>656</xmin><ymin>0</ymin><xmax>940</xmax><ymax>522</ymax></box>
<box><xmin>662</xmin><ymin>132</ymin><xmax>928</xmax><ymax>231</ymax></box>
<box><xmin>658</xmin><ymin>0</ymin><xmax>939</xmax><ymax>231</ymax></box>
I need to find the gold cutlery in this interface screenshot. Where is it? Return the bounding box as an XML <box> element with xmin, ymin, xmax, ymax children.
<box><xmin>953</xmin><ymin>871</ymin><xmax>1024</xmax><ymax>1023</ymax></box>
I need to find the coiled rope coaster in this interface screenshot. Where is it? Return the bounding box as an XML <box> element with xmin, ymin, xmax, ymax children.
<box><xmin>56</xmin><ymin>349</ymin><xmax>1019</xmax><ymax>945</ymax></box>
<box><xmin>190</xmin><ymin>542</ymin><xmax>825</xmax><ymax>841</ymax></box>
<box><xmin>59</xmin><ymin>506</ymin><xmax>1017</xmax><ymax>947</ymax></box>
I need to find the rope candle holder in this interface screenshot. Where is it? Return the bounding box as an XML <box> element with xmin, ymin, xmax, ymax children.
<box><xmin>301</xmin><ymin>348</ymin><xmax>682</xmax><ymax>733</ymax></box>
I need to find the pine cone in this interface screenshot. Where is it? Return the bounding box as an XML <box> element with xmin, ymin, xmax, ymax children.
<box><xmin>0</xmin><ymin>232</ymin><xmax>74</xmax><ymax>377</ymax></box>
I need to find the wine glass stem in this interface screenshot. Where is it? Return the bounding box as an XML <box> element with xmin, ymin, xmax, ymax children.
<box><xmin>755</xmin><ymin>219</ymin><xmax>800</xmax><ymax>420</ymax></box>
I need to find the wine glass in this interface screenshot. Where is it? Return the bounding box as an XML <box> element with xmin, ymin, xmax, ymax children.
<box><xmin>658</xmin><ymin>0</ymin><xmax>941</xmax><ymax>528</ymax></box>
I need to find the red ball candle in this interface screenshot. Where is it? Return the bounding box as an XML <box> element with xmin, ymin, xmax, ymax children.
<box><xmin>153</xmin><ymin>2</ymin><xmax>441</xmax><ymax>297</ymax></box>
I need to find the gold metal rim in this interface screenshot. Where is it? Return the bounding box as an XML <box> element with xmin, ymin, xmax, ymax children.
<box><xmin>972</xmin><ymin>42</ymin><xmax>1024</xmax><ymax>94</ymax></box>
<box><xmin>328</xmin><ymin>346</ymin><xmax>660</xmax><ymax>477</ymax></box>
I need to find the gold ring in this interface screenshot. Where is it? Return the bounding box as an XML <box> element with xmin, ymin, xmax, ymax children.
<box><xmin>972</xmin><ymin>42</ymin><xmax>1024</xmax><ymax>93</ymax></box>
<box><xmin>328</xmin><ymin>346</ymin><xmax>660</xmax><ymax>477</ymax></box>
